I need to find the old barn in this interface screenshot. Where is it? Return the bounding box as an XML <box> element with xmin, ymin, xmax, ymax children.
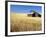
<box><xmin>27</xmin><ymin>10</ymin><xmax>41</xmax><ymax>17</ymax></box>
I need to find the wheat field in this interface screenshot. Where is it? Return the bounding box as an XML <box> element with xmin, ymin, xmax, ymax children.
<box><xmin>10</xmin><ymin>13</ymin><xmax>42</xmax><ymax>32</ymax></box>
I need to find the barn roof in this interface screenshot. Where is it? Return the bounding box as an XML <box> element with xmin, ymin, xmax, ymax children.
<box><xmin>30</xmin><ymin>10</ymin><xmax>41</xmax><ymax>15</ymax></box>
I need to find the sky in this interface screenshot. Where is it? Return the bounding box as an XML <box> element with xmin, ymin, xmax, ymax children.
<box><xmin>10</xmin><ymin>5</ymin><xmax>42</xmax><ymax>14</ymax></box>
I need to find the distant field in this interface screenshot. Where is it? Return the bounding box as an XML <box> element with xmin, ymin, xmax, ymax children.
<box><xmin>10</xmin><ymin>13</ymin><xmax>42</xmax><ymax>32</ymax></box>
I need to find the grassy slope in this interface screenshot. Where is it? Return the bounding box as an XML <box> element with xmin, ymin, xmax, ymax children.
<box><xmin>10</xmin><ymin>13</ymin><xmax>42</xmax><ymax>32</ymax></box>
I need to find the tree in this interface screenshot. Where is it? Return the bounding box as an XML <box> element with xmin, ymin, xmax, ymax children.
<box><xmin>30</xmin><ymin>10</ymin><xmax>37</xmax><ymax>13</ymax></box>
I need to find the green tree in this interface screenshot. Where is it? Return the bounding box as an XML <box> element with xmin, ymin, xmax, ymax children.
<box><xmin>30</xmin><ymin>10</ymin><xmax>37</xmax><ymax>13</ymax></box>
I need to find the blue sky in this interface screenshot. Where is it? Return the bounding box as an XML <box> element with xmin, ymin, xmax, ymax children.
<box><xmin>10</xmin><ymin>5</ymin><xmax>42</xmax><ymax>14</ymax></box>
